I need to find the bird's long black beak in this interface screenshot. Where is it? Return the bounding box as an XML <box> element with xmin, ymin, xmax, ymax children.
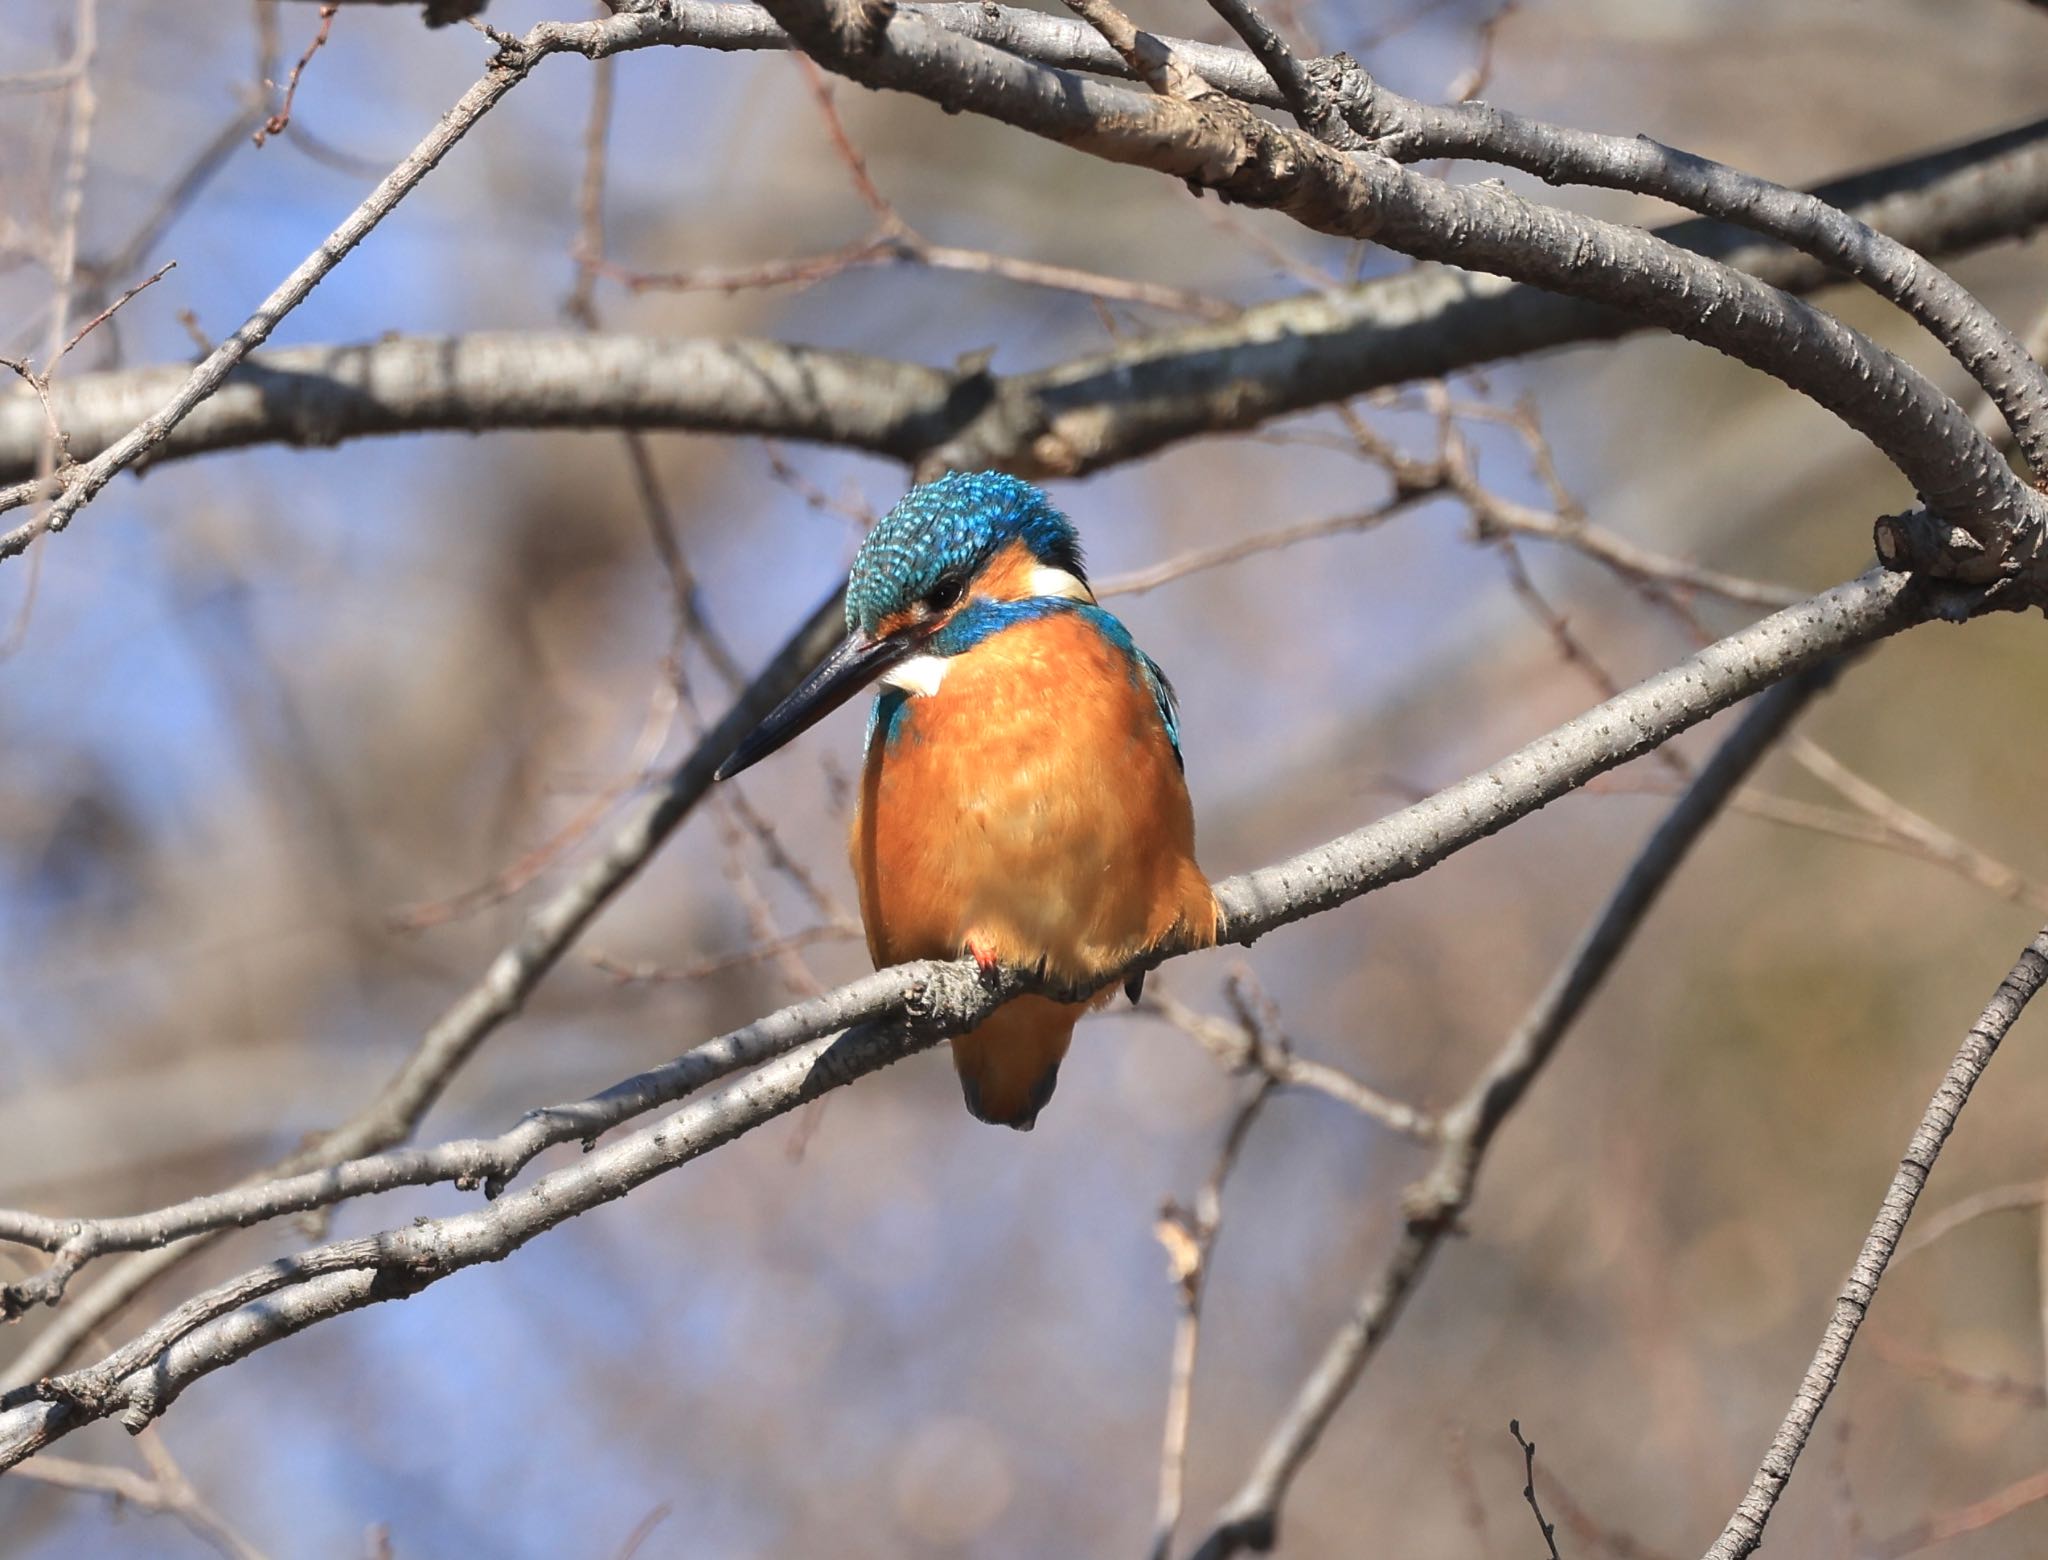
<box><xmin>715</xmin><ymin>628</ymin><xmax>912</xmax><ymax>781</ymax></box>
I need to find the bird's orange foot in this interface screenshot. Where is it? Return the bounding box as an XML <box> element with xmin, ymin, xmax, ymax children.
<box><xmin>964</xmin><ymin>930</ymin><xmax>1003</xmax><ymax>981</ymax></box>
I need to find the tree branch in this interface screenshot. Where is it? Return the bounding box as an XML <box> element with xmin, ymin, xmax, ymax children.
<box><xmin>1703</xmin><ymin>923</ymin><xmax>2048</xmax><ymax>1560</ymax></box>
<box><xmin>0</xmin><ymin>19</ymin><xmax>567</xmax><ymax>559</ymax></box>
<box><xmin>1309</xmin><ymin>57</ymin><xmax>2048</xmax><ymax>477</ymax></box>
<box><xmin>0</xmin><ymin>567</ymin><xmax>1958</xmax><ymax>1467</ymax></box>
<box><xmin>0</xmin><ymin>334</ymin><xmax>968</xmax><ymax>484</ymax></box>
<box><xmin>1201</xmin><ymin>0</ymin><xmax>1350</xmax><ymax>145</ymax></box>
<box><xmin>10</xmin><ymin>1435</ymin><xmax>267</xmax><ymax>1560</ymax></box>
<box><xmin>9</xmin><ymin>119</ymin><xmax>2048</xmax><ymax>496</ymax></box>
<box><xmin>743</xmin><ymin>0</ymin><xmax>2045</xmax><ymax>579</ymax></box>
<box><xmin>1150</xmin><ymin>1072</ymin><xmax>1278</xmax><ymax>1560</ymax></box>
<box><xmin>1192</xmin><ymin>653</ymin><xmax>1849</xmax><ymax>1559</ymax></box>
<box><xmin>286</xmin><ymin>0</ymin><xmax>485</xmax><ymax>21</ymax></box>
<box><xmin>0</xmin><ymin>589</ymin><xmax>846</xmax><ymax>1382</ymax></box>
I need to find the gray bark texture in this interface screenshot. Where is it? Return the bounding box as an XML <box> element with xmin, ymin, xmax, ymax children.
<box><xmin>4</xmin><ymin>4</ymin><xmax>2045</xmax><ymax>1550</ymax></box>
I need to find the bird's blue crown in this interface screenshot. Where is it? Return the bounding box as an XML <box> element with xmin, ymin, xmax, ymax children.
<box><xmin>846</xmin><ymin>472</ymin><xmax>1084</xmax><ymax>634</ymax></box>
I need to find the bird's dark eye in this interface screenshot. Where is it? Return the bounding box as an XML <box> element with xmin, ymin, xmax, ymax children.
<box><xmin>924</xmin><ymin>577</ymin><xmax>965</xmax><ymax>613</ymax></box>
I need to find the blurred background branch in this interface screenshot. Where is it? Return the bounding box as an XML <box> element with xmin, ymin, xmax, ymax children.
<box><xmin>2</xmin><ymin>0</ymin><xmax>2046</xmax><ymax>1554</ymax></box>
<box><xmin>0</xmin><ymin>569</ymin><xmax>1934</xmax><ymax>1467</ymax></box>
<box><xmin>1196</xmin><ymin>657</ymin><xmax>1844</xmax><ymax>1559</ymax></box>
<box><xmin>1706</xmin><ymin>923</ymin><xmax>2048</xmax><ymax>1559</ymax></box>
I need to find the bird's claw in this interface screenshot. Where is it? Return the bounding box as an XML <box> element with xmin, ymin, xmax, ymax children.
<box><xmin>964</xmin><ymin>931</ymin><xmax>1003</xmax><ymax>983</ymax></box>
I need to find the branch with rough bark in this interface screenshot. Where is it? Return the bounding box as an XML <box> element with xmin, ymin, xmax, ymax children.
<box><xmin>1190</xmin><ymin>657</ymin><xmax>1843</xmax><ymax>1559</ymax></box>
<box><xmin>740</xmin><ymin>0</ymin><xmax>2043</xmax><ymax>580</ymax></box>
<box><xmin>10</xmin><ymin>1</ymin><xmax>2048</xmax><ymax>588</ymax></box>
<box><xmin>8</xmin><ymin>0</ymin><xmax>2048</xmax><ymax>1542</ymax></box>
<box><xmin>0</xmin><ymin>590</ymin><xmax>845</xmax><ymax>1389</ymax></box>
<box><xmin>0</xmin><ymin>568</ymin><xmax>1954</xmax><ymax>1467</ymax></box>
<box><xmin>11</xmin><ymin>108</ymin><xmax>2048</xmax><ymax>499</ymax></box>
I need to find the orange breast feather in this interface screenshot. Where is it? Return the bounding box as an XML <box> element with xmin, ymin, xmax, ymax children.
<box><xmin>851</xmin><ymin>610</ymin><xmax>1218</xmax><ymax>1127</ymax></box>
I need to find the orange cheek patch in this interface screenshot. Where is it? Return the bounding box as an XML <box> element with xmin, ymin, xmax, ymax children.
<box><xmin>875</xmin><ymin>607</ymin><xmax>919</xmax><ymax>640</ymax></box>
<box><xmin>970</xmin><ymin>539</ymin><xmax>1039</xmax><ymax>603</ymax></box>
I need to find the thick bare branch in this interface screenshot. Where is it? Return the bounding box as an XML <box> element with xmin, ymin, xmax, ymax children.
<box><xmin>1312</xmin><ymin>58</ymin><xmax>2048</xmax><ymax>476</ymax></box>
<box><xmin>8</xmin><ymin>120</ymin><xmax>2048</xmax><ymax>497</ymax></box>
<box><xmin>0</xmin><ymin>334</ymin><xmax>968</xmax><ymax>482</ymax></box>
<box><xmin>0</xmin><ymin>20</ymin><xmax>558</xmax><ymax>558</ymax></box>
<box><xmin>743</xmin><ymin>0</ymin><xmax>2044</xmax><ymax>579</ymax></box>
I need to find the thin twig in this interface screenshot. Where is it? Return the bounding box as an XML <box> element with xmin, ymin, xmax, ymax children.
<box><xmin>1786</xmin><ymin>737</ymin><xmax>2048</xmax><ymax>914</ymax></box>
<box><xmin>1095</xmin><ymin>495</ymin><xmax>1429</xmax><ymax>598</ymax></box>
<box><xmin>0</xmin><ymin>574</ymin><xmax>1932</xmax><ymax>1460</ymax></box>
<box><xmin>1149</xmin><ymin>1077</ymin><xmax>1277</xmax><ymax>1560</ymax></box>
<box><xmin>384</xmin><ymin>663</ymin><xmax>681</xmax><ymax>931</ymax></box>
<box><xmin>54</xmin><ymin>259</ymin><xmax>175</xmax><ymax>364</ymax></box>
<box><xmin>1142</xmin><ymin>988</ymin><xmax>1437</xmax><ymax>1142</ymax></box>
<box><xmin>1192</xmin><ymin>656</ymin><xmax>1849</xmax><ymax>1560</ymax></box>
<box><xmin>11</xmin><ymin>1434</ymin><xmax>268</xmax><ymax>1560</ymax></box>
<box><xmin>1870</xmin><ymin>1465</ymin><xmax>2048</xmax><ymax>1559</ymax></box>
<box><xmin>1510</xmin><ymin>1420</ymin><xmax>1563</xmax><ymax>1560</ymax></box>
<box><xmin>1587</xmin><ymin>777</ymin><xmax>2048</xmax><ymax>917</ymax></box>
<box><xmin>588</xmin><ymin>923</ymin><xmax>863</xmax><ymax>985</ymax></box>
<box><xmin>1867</xmin><ymin>1334</ymin><xmax>2048</xmax><ymax>1407</ymax></box>
<box><xmin>254</xmin><ymin>3</ymin><xmax>339</xmax><ymax>146</ymax></box>
<box><xmin>1540</xmin><ymin>1465</ymin><xmax>1679</xmax><ymax>1560</ymax></box>
<box><xmin>1891</xmin><ymin>1180</ymin><xmax>2048</xmax><ymax>1264</ymax></box>
<box><xmin>563</xmin><ymin>27</ymin><xmax>614</xmax><ymax>327</ymax></box>
<box><xmin>1060</xmin><ymin>0</ymin><xmax>1214</xmax><ymax>100</ymax></box>
<box><xmin>1703</xmin><ymin>923</ymin><xmax>2048</xmax><ymax>1559</ymax></box>
<box><xmin>597</xmin><ymin>60</ymin><xmax>1239</xmax><ymax>322</ymax></box>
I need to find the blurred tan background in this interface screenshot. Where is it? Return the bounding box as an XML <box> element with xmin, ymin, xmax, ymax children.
<box><xmin>3</xmin><ymin>0</ymin><xmax>2047</xmax><ymax>1554</ymax></box>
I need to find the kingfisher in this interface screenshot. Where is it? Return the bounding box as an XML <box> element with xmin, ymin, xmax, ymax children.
<box><xmin>715</xmin><ymin>472</ymin><xmax>1220</xmax><ymax>1129</ymax></box>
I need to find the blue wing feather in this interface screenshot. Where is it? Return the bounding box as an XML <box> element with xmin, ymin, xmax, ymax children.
<box><xmin>1135</xmin><ymin>650</ymin><xmax>1183</xmax><ymax>772</ymax></box>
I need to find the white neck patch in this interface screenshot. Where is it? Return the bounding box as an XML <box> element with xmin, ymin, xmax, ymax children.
<box><xmin>1029</xmin><ymin>567</ymin><xmax>1095</xmax><ymax>603</ymax></box>
<box><xmin>878</xmin><ymin>569</ymin><xmax>1094</xmax><ymax>699</ymax></box>
<box><xmin>881</xmin><ymin>654</ymin><xmax>951</xmax><ymax>697</ymax></box>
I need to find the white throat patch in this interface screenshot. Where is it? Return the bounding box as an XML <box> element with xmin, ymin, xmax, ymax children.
<box><xmin>878</xmin><ymin>569</ymin><xmax>1094</xmax><ymax>699</ymax></box>
<box><xmin>880</xmin><ymin>654</ymin><xmax>951</xmax><ymax>697</ymax></box>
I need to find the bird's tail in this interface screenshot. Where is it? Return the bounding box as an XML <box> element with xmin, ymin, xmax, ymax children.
<box><xmin>952</xmin><ymin>994</ymin><xmax>1082</xmax><ymax>1132</ymax></box>
<box><xmin>953</xmin><ymin>873</ymin><xmax>1223</xmax><ymax>1130</ymax></box>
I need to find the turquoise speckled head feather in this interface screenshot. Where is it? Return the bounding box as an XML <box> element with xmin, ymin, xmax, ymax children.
<box><xmin>845</xmin><ymin>472</ymin><xmax>1084</xmax><ymax>634</ymax></box>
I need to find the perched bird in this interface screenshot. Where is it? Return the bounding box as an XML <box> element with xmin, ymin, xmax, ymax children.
<box><xmin>716</xmin><ymin>472</ymin><xmax>1219</xmax><ymax>1129</ymax></box>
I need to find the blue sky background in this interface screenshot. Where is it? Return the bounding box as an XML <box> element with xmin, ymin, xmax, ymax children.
<box><xmin>5</xmin><ymin>1</ymin><xmax>2048</xmax><ymax>1555</ymax></box>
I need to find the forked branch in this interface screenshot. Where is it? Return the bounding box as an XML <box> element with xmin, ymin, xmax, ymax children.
<box><xmin>0</xmin><ymin>570</ymin><xmax>1947</xmax><ymax>1467</ymax></box>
